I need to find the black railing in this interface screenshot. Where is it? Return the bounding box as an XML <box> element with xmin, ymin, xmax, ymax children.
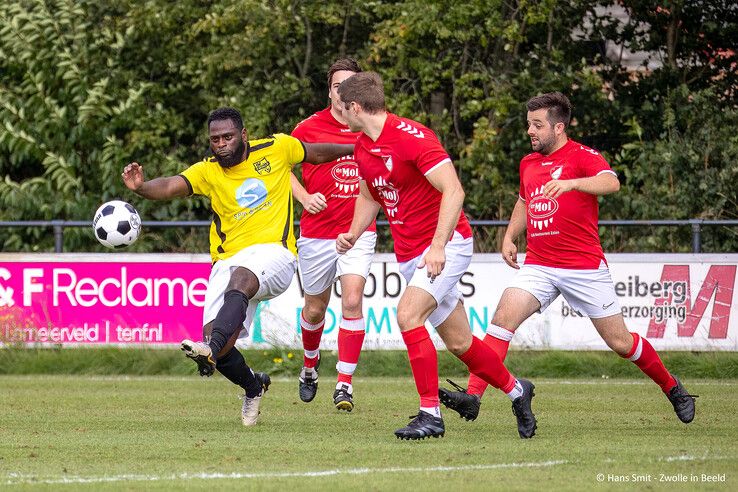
<box><xmin>1</xmin><ymin>219</ymin><xmax>737</xmax><ymax>253</ymax></box>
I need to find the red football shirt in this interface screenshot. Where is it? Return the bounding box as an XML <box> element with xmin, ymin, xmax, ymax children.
<box><xmin>291</xmin><ymin>107</ymin><xmax>376</xmax><ymax>239</ymax></box>
<box><xmin>519</xmin><ymin>139</ymin><xmax>615</xmax><ymax>269</ymax></box>
<box><xmin>354</xmin><ymin>113</ymin><xmax>472</xmax><ymax>262</ymax></box>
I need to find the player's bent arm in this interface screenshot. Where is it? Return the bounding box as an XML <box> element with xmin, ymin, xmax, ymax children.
<box><xmin>501</xmin><ymin>197</ymin><xmax>526</xmax><ymax>268</ymax></box>
<box><xmin>338</xmin><ymin>181</ymin><xmax>378</xmax><ymax>253</ymax></box>
<box><xmin>302</xmin><ymin>142</ymin><xmax>354</xmax><ymax>165</ymax></box>
<box><xmin>549</xmin><ymin>172</ymin><xmax>620</xmax><ymax>197</ymax></box>
<box><xmin>291</xmin><ymin>172</ymin><xmax>327</xmax><ymax>215</ymax></box>
<box><xmin>571</xmin><ymin>172</ymin><xmax>620</xmax><ymax>195</ymax></box>
<box><xmin>503</xmin><ymin>198</ymin><xmax>527</xmax><ymax>243</ymax></box>
<box><xmin>425</xmin><ymin>163</ymin><xmax>464</xmax><ymax>247</ymax></box>
<box><xmin>348</xmin><ymin>180</ymin><xmax>380</xmax><ymax>237</ymax></box>
<box><xmin>290</xmin><ymin>172</ymin><xmax>309</xmax><ymax>206</ymax></box>
<box><xmin>133</xmin><ymin>176</ymin><xmax>190</xmax><ymax>200</ymax></box>
<box><xmin>122</xmin><ymin>163</ymin><xmax>190</xmax><ymax>200</ymax></box>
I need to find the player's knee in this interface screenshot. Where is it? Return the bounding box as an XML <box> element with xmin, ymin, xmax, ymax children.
<box><xmin>605</xmin><ymin>332</ymin><xmax>633</xmax><ymax>356</ymax></box>
<box><xmin>444</xmin><ymin>338</ymin><xmax>468</xmax><ymax>356</ymax></box>
<box><xmin>301</xmin><ymin>303</ymin><xmax>327</xmax><ymax>324</ymax></box>
<box><xmin>396</xmin><ymin>307</ymin><xmax>423</xmax><ymax>331</ymax></box>
<box><xmin>341</xmin><ymin>293</ymin><xmax>363</xmax><ymax>318</ymax></box>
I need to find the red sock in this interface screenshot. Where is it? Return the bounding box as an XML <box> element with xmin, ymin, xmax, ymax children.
<box><xmin>467</xmin><ymin>326</ymin><xmax>514</xmax><ymax>396</ymax></box>
<box><xmin>624</xmin><ymin>332</ymin><xmax>676</xmax><ymax>392</ymax></box>
<box><xmin>401</xmin><ymin>326</ymin><xmax>439</xmax><ymax>407</ymax></box>
<box><xmin>336</xmin><ymin>316</ymin><xmax>365</xmax><ymax>384</ymax></box>
<box><xmin>300</xmin><ymin>313</ymin><xmax>324</xmax><ymax>368</ymax></box>
<box><xmin>458</xmin><ymin>336</ymin><xmax>516</xmax><ymax>394</ymax></box>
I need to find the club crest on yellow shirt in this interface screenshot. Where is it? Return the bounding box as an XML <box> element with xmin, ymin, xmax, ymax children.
<box><xmin>253</xmin><ymin>157</ymin><xmax>271</xmax><ymax>175</ymax></box>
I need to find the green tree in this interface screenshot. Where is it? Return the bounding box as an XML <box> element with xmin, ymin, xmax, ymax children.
<box><xmin>606</xmin><ymin>86</ymin><xmax>738</xmax><ymax>251</ymax></box>
<box><xmin>0</xmin><ymin>0</ymin><xmax>177</xmax><ymax>251</ymax></box>
<box><xmin>0</xmin><ymin>0</ymin><xmax>735</xmax><ymax>253</ymax></box>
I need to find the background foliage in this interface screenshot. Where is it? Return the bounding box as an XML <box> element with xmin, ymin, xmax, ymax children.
<box><xmin>1</xmin><ymin>0</ymin><xmax>736</xmax><ymax>253</ymax></box>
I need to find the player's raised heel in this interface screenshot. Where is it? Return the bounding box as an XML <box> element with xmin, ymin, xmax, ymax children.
<box><xmin>439</xmin><ymin>379</ymin><xmax>481</xmax><ymax>421</ymax></box>
<box><xmin>511</xmin><ymin>379</ymin><xmax>537</xmax><ymax>439</ymax></box>
<box><xmin>666</xmin><ymin>376</ymin><xmax>697</xmax><ymax>424</ymax></box>
<box><xmin>298</xmin><ymin>358</ymin><xmax>320</xmax><ymax>403</ymax></box>
<box><xmin>333</xmin><ymin>383</ymin><xmax>354</xmax><ymax>412</ymax></box>
<box><xmin>180</xmin><ymin>339</ymin><xmax>216</xmax><ymax>377</ymax></box>
<box><xmin>394</xmin><ymin>411</ymin><xmax>445</xmax><ymax>440</ymax></box>
<box><xmin>242</xmin><ymin>372</ymin><xmax>271</xmax><ymax>426</ymax></box>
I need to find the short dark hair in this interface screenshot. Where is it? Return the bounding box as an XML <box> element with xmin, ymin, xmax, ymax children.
<box><xmin>207</xmin><ymin>107</ymin><xmax>244</xmax><ymax>130</ymax></box>
<box><xmin>327</xmin><ymin>58</ymin><xmax>362</xmax><ymax>87</ymax></box>
<box><xmin>526</xmin><ymin>92</ymin><xmax>572</xmax><ymax>127</ymax></box>
<box><xmin>337</xmin><ymin>71</ymin><xmax>385</xmax><ymax>114</ymax></box>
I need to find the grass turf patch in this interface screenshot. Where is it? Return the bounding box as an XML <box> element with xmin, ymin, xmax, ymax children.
<box><xmin>1</xmin><ymin>376</ymin><xmax>736</xmax><ymax>491</ymax></box>
<box><xmin>1</xmin><ymin>347</ymin><xmax>737</xmax><ymax>379</ymax></box>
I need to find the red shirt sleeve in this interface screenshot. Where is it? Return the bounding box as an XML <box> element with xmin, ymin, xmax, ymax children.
<box><xmin>408</xmin><ymin>130</ymin><xmax>451</xmax><ymax>175</ymax></box>
<box><xmin>291</xmin><ymin>122</ymin><xmax>307</xmax><ymax>140</ymax></box>
<box><xmin>574</xmin><ymin>145</ymin><xmax>613</xmax><ymax>177</ymax></box>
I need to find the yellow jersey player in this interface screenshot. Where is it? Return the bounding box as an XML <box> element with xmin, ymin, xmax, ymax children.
<box><xmin>122</xmin><ymin>107</ymin><xmax>353</xmax><ymax>426</ymax></box>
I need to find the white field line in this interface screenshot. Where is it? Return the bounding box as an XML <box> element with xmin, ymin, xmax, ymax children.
<box><xmin>660</xmin><ymin>452</ymin><xmax>722</xmax><ymax>462</ymax></box>
<box><xmin>4</xmin><ymin>461</ymin><xmax>568</xmax><ymax>486</ymax></box>
<box><xmin>6</xmin><ymin>455</ymin><xmax>736</xmax><ymax>486</ymax></box>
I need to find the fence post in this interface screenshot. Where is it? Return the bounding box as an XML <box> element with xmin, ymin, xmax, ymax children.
<box><xmin>52</xmin><ymin>220</ymin><xmax>64</xmax><ymax>253</ymax></box>
<box><xmin>690</xmin><ymin>219</ymin><xmax>702</xmax><ymax>253</ymax></box>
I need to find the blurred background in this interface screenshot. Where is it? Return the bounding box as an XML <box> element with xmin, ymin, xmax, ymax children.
<box><xmin>0</xmin><ymin>0</ymin><xmax>735</xmax><ymax>255</ymax></box>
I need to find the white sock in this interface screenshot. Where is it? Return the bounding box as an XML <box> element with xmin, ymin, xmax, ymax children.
<box><xmin>336</xmin><ymin>382</ymin><xmax>353</xmax><ymax>394</ymax></box>
<box><xmin>506</xmin><ymin>380</ymin><xmax>524</xmax><ymax>401</ymax></box>
<box><xmin>420</xmin><ymin>406</ymin><xmax>441</xmax><ymax>418</ymax></box>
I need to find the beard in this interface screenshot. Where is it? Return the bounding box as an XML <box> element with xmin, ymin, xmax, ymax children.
<box><xmin>531</xmin><ymin>136</ymin><xmax>554</xmax><ymax>155</ymax></box>
<box><xmin>215</xmin><ymin>140</ymin><xmax>247</xmax><ymax>168</ymax></box>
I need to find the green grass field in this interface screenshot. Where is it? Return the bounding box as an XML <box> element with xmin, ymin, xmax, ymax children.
<box><xmin>1</xmin><ymin>375</ymin><xmax>736</xmax><ymax>490</ymax></box>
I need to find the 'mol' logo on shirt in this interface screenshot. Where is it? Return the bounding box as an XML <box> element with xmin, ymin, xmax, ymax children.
<box><xmin>252</xmin><ymin>157</ymin><xmax>271</xmax><ymax>175</ymax></box>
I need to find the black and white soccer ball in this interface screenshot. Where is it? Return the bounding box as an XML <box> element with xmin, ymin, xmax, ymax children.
<box><xmin>92</xmin><ymin>200</ymin><xmax>141</xmax><ymax>249</ymax></box>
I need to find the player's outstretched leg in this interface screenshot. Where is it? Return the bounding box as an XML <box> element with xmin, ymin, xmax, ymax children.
<box><xmin>242</xmin><ymin>372</ymin><xmax>271</xmax><ymax>426</ymax></box>
<box><xmin>511</xmin><ymin>379</ymin><xmax>536</xmax><ymax>438</ymax></box>
<box><xmin>438</xmin><ymin>379</ymin><xmax>481</xmax><ymax>421</ymax></box>
<box><xmin>394</xmin><ymin>411</ymin><xmax>446</xmax><ymax>440</ymax></box>
<box><xmin>621</xmin><ymin>332</ymin><xmax>697</xmax><ymax>423</ymax></box>
<box><xmin>333</xmin><ymin>383</ymin><xmax>354</xmax><ymax>412</ymax></box>
<box><xmin>595</xmin><ymin>316</ymin><xmax>699</xmax><ymax>424</ymax></box>
<box><xmin>437</xmin><ymin>302</ymin><xmax>536</xmax><ymax>437</ymax></box>
<box><xmin>298</xmin><ymin>314</ymin><xmax>324</xmax><ymax>402</ymax></box>
<box><xmin>456</xmin><ymin>336</ymin><xmax>537</xmax><ymax>438</ymax></box>
<box><xmin>440</xmin><ymin>326</ymin><xmax>516</xmax><ymax>420</ymax></box>
<box><xmin>183</xmin><ymin>288</ymin><xmax>249</xmax><ymax>377</ymax></box>
<box><xmin>334</xmin><ymin>316</ymin><xmax>365</xmax><ymax>411</ymax></box>
<box><xmin>396</xmin><ymin>326</ymin><xmax>445</xmax><ymax>440</ymax></box>
<box><xmin>299</xmin><ymin>357</ymin><xmax>320</xmax><ymax>403</ymax></box>
<box><xmin>181</xmin><ymin>339</ymin><xmax>216</xmax><ymax>376</ymax></box>
<box><xmin>214</xmin><ymin>346</ymin><xmax>273</xmax><ymax>424</ymax></box>
<box><xmin>665</xmin><ymin>376</ymin><xmax>698</xmax><ymax>423</ymax></box>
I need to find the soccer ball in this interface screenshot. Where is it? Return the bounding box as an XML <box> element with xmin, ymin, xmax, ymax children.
<box><xmin>92</xmin><ymin>200</ymin><xmax>141</xmax><ymax>249</ymax></box>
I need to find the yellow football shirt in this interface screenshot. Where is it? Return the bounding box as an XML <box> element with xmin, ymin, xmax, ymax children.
<box><xmin>180</xmin><ymin>133</ymin><xmax>305</xmax><ymax>262</ymax></box>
